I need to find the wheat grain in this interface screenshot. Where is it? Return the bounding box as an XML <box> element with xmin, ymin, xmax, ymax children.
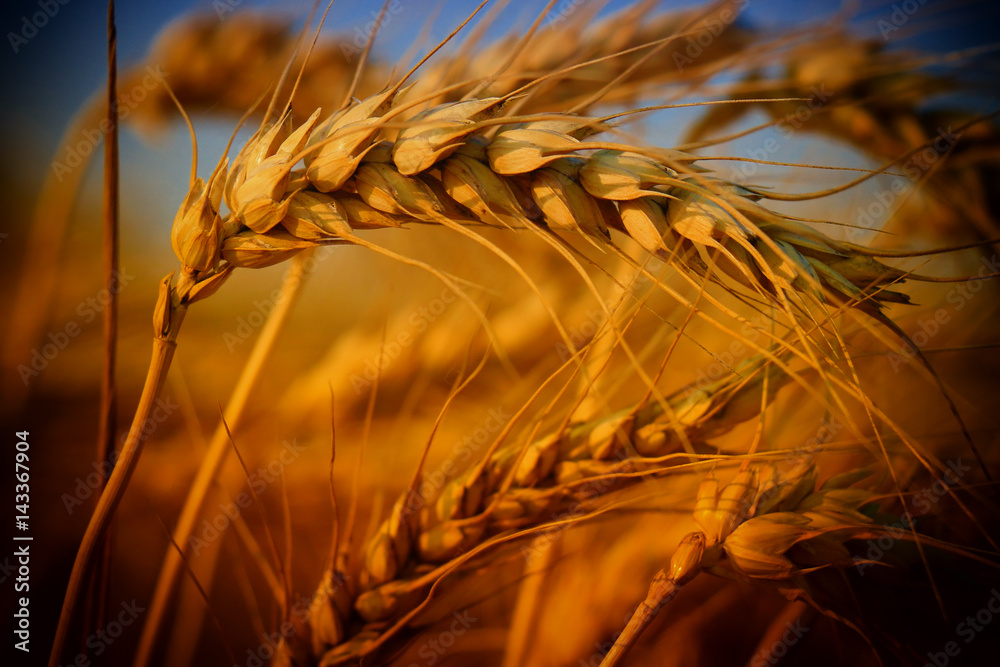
<box><xmin>169</xmin><ymin>91</ymin><xmax>917</xmax><ymax>326</ymax></box>
<box><xmin>284</xmin><ymin>356</ymin><xmax>783</xmax><ymax>662</ymax></box>
<box><xmin>602</xmin><ymin>463</ymin><xmax>886</xmax><ymax>665</ymax></box>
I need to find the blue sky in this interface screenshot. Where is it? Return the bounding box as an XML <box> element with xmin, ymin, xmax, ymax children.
<box><xmin>1</xmin><ymin>0</ymin><xmax>996</xmax><ymax>252</ymax></box>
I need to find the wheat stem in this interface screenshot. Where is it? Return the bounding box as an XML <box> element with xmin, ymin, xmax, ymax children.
<box><xmin>135</xmin><ymin>253</ymin><xmax>310</xmax><ymax>667</ymax></box>
<box><xmin>599</xmin><ymin>573</ymin><xmax>684</xmax><ymax>667</ymax></box>
<box><xmin>86</xmin><ymin>0</ymin><xmax>121</xmax><ymax>640</ymax></box>
<box><xmin>49</xmin><ymin>280</ymin><xmax>186</xmax><ymax>667</ymax></box>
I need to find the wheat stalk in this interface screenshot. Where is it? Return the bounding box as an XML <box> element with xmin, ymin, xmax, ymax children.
<box><xmin>48</xmin><ymin>275</ymin><xmax>189</xmax><ymax>667</ymax></box>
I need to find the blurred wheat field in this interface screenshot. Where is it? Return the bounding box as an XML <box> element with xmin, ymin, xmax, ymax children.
<box><xmin>3</xmin><ymin>1</ymin><xmax>1000</xmax><ymax>666</ymax></box>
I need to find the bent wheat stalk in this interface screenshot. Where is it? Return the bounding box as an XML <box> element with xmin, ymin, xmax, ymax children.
<box><xmin>134</xmin><ymin>253</ymin><xmax>311</xmax><ymax>667</ymax></box>
<box><xmin>49</xmin><ymin>275</ymin><xmax>191</xmax><ymax>667</ymax></box>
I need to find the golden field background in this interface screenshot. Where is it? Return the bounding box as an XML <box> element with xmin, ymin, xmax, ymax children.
<box><xmin>2</xmin><ymin>1</ymin><xmax>1000</xmax><ymax>665</ymax></box>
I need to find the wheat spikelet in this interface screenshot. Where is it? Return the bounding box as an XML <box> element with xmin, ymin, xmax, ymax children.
<box><xmin>170</xmin><ymin>89</ymin><xmax>924</xmax><ymax>325</ymax></box>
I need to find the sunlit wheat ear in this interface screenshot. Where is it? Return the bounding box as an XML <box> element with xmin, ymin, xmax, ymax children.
<box><xmin>188</xmin><ymin>80</ymin><xmax>925</xmax><ymax>316</ymax></box>
<box><xmin>296</xmin><ymin>347</ymin><xmax>794</xmax><ymax>663</ymax></box>
<box><xmin>16</xmin><ymin>0</ymin><xmax>754</xmax><ymax>372</ymax></box>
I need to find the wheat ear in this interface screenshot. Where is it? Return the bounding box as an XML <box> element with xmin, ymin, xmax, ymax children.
<box><xmin>288</xmin><ymin>351</ymin><xmax>783</xmax><ymax>663</ymax></box>
<box><xmin>2</xmin><ymin>0</ymin><xmax>761</xmax><ymax>397</ymax></box>
<box><xmin>193</xmin><ymin>91</ymin><xmax>920</xmax><ymax>318</ymax></box>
